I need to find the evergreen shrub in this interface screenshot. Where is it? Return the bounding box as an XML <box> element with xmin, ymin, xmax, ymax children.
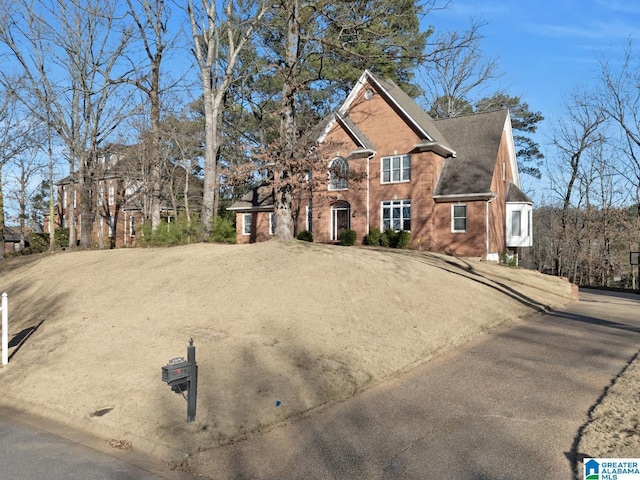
<box><xmin>297</xmin><ymin>230</ymin><xmax>313</xmax><ymax>242</ymax></box>
<box><xmin>366</xmin><ymin>227</ymin><xmax>381</xmax><ymax>246</ymax></box>
<box><xmin>339</xmin><ymin>228</ymin><xmax>357</xmax><ymax>246</ymax></box>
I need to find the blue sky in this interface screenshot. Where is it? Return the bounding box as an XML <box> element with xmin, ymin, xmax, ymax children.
<box><xmin>425</xmin><ymin>0</ymin><xmax>640</xmax><ymax>195</ymax></box>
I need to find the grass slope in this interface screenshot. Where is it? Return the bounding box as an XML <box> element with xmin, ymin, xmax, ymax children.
<box><xmin>0</xmin><ymin>241</ymin><xmax>574</xmax><ymax>457</ymax></box>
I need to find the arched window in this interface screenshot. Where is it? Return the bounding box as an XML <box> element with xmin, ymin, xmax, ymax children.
<box><xmin>328</xmin><ymin>157</ymin><xmax>348</xmax><ymax>190</ymax></box>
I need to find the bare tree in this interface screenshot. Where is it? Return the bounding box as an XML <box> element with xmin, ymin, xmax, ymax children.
<box><xmin>0</xmin><ymin>86</ymin><xmax>32</xmax><ymax>257</ymax></box>
<box><xmin>0</xmin><ymin>0</ymin><xmax>136</xmax><ymax>248</ymax></box>
<box><xmin>187</xmin><ymin>0</ymin><xmax>269</xmax><ymax>241</ymax></box>
<box><xmin>420</xmin><ymin>20</ymin><xmax>502</xmax><ymax>117</ymax></box>
<box><xmin>548</xmin><ymin>89</ymin><xmax>605</xmax><ymax>277</ymax></box>
<box><xmin>6</xmin><ymin>144</ymin><xmax>47</xmax><ymax>249</ymax></box>
<box><xmin>598</xmin><ymin>41</ymin><xmax>640</xmax><ymax>219</ymax></box>
<box><xmin>124</xmin><ymin>0</ymin><xmax>182</xmax><ymax>232</ymax></box>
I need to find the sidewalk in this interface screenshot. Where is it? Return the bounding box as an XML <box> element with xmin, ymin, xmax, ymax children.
<box><xmin>189</xmin><ymin>290</ymin><xmax>640</xmax><ymax>479</ymax></box>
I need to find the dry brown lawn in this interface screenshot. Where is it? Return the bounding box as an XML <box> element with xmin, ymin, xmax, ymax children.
<box><xmin>0</xmin><ymin>241</ymin><xmax>578</xmax><ymax>460</ymax></box>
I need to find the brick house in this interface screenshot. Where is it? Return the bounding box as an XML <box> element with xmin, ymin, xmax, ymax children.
<box><xmin>49</xmin><ymin>146</ymin><xmax>201</xmax><ymax>248</ymax></box>
<box><xmin>230</xmin><ymin>70</ymin><xmax>533</xmax><ymax>260</ymax></box>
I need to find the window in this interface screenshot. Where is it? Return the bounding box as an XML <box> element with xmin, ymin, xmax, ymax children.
<box><xmin>306</xmin><ymin>204</ymin><xmax>313</xmax><ymax>232</ymax></box>
<box><xmin>108</xmin><ymin>217</ymin><xmax>115</xmax><ymax>237</ymax></box>
<box><xmin>130</xmin><ymin>216</ymin><xmax>136</xmax><ymax>237</ymax></box>
<box><xmin>269</xmin><ymin>213</ymin><xmax>275</xmax><ymax>235</ymax></box>
<box><xmin>63</xmin><ymin>188</ymin><xmax>68</xmax><ymax>208</ymax></box>
<box><xmin>382</xmin><ymin>200</ymin><xmax>411</xmax><ymax>231</ymax></box>
<box><xmin>328</xmin><ymin>157</ymin><xmax>348</xmax><ymax>190</ymax></box>
<box><xmin>511</xmin><ymin>210</ymin><xmax>522</xmax><ymax>237</ymax></box>
<box><xmin>108</xmin><ymin>184</ymin><xmax>115</xmax><ymax>205</ymax></box>
<box><xmin>452</xmin><ymin>204</ymin><xmax>467</xmax><ymax>232</ymax></box>
<box><xmin>381</xmin><ymin>155</ymin><xmax>410</xmax><ymax>183</ymax></box>
<box><xmin>242</xmin><ymin>213</ymin><xmax>252</xmax><ymax>235</ymax></box>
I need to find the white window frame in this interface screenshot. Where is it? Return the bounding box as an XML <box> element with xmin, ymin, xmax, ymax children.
<box><xmin>242</xmin><ymin>213</ymin><xmax>252</xmax><ymax>236</ymax></box>
<box><xmin>381</xmin><ymin>199</ymin><xmax>411</xmax><ymax>231</ymax></box>
<box><xmin>381</xmin><ymin>154</ymin><xmax>411</xmax><ymax>184</ymax></box>
<box><xmin>328</xmin><ymin>157</ymin><xmax>348</xmax><ymax>190</ymax></box>
<box><xmin>452</xmin><ymin>204</ymin><xmax>467</xmax><ymax>233</ymax></box>
<box><xmin>269</xmin><ymin>213</ymin><xmax>275</xmax><ymax>235</ymax></box>
<box><xmin>108</xmin><ymin>184</ymin><xmax>115</xmax><ymax>205</ymax></box>
<box><xmin>511</xmin><ymin>210</ymin><xmax>521</xmax><ymax>237</ymax></box>
<box><xmin>129</xmin><ymin>216</ymin><xmax>136</xmax><ymax>237</ymax></box>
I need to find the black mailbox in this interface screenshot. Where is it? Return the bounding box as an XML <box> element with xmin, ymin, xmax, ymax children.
<box><xmin>162</xmin><ymin>361</ymin><xmax>192</xmax><ymax>385</ymax></box>
<box><xmin>161</xmin><ymin>340</ymin><xmax>198</xmax><ymax>422</ymax></box>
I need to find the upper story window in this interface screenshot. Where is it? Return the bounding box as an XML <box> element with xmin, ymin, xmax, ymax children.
<box><xmin>381</xmin><ymin>154</ymin><xmax>410</xmax><ymax>183</ymax></box>
<box><xmin>328</xmin><ymin>157</ymin><xmax>348</xmax><ymax>190</ymax></box>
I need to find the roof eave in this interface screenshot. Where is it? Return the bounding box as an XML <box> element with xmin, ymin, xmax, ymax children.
<box><xmin>413</xmin><ymin>141</ymin><xmax>456</xmax><ymax>158</ymax></box>
<box><xmin>349</xmin><ymin>148</ymin><xmax>376</xmax><ymax>159</ymax></box>
<box><xmin>433</xmin><ymin>192</ymin><xmax>497</xmax><ymax>202</ymax></box>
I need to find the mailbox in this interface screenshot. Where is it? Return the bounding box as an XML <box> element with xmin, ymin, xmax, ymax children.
<box><xmin>161</xmin><ymin>340</ymin><xmax>198</xmax><ymax>422</ymax></box>
<box><xmin>162</xmin><ymin>361</ymin><xmax>192</xmax><ymax>385</ymax></box>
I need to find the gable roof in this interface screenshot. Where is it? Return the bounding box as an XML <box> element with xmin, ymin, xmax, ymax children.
<box><xmin>319</xmin><ymin>70</ymin><xmax>455</xmax><ymax>157</ymax></box>
<box><xmin>433</xmin><ymin>109</ymin><xmax>511</xmax><ymax>198</ymax></box>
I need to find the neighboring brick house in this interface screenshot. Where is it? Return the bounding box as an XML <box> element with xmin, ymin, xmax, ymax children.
<box><xmin>49</xmin><ymin>146</ymin><xmax>201</xmax><ymax>248</ymax></box>
<box><xmin>3</xmin><ymin>226</ymin><xmax>31</xmax><ymax>254</ymax></box>
<box><xmin>230</xmin><ymin>70</ymin><xmax>533</xmax><ymax>260</ymax></box>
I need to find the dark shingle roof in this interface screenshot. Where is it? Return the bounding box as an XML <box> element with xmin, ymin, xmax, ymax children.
<box><xmin>227</xmin><ymin>183</ymin><xmax>274</xmax><ymax>211</ymax></box>
<box><xmin>433</xmin><ymin>109</ymin><xmax>509</xmax><ymax>197</ymax></box>
<box><xmin>506</xmin><ymin>182</ymin><xmax>533</xmax><ymax>203</ymax></box>
<box><xmin>337</xmin><ymin>114</ymin><xmax>376</xmax><ymax>153</ymax></box>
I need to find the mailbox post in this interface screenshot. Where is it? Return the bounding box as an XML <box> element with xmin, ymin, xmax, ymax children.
<box><xmin>161</xmin><ymin>339</ymin><xmax>198</xmax><ymax>422</ymax></box>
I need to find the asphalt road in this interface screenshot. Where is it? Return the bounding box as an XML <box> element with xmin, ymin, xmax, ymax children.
<box><xmin>191</xmin><ymin>289</ymin><xmax>640</xmax><ymax>480</ymax></box>
<box><xmin>0</xmin><ymin>410</ymin><xmax>197</xmax><ymax>480</ymax></box>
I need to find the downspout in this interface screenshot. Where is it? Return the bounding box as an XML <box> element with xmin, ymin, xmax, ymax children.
<box><xmin>366</xmin><ymin>153</ymin><xmax>374</xmax><ymax>233</ymax></box>
<box><xmin>486</xmin><ymin>197</ymin><xmax>495</xmax><ymax>260</ymax></box>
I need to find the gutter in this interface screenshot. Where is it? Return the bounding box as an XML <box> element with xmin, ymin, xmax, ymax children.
<box><xmin>434</xmin><ymin>192</ymin><xmax>497</xmax><ymax>202</ymax></box>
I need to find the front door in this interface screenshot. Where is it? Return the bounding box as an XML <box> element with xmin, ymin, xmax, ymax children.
<box><xmin>331</xmin><ymin>202</ymin><xmax>350</xmax><ymax>241</ymax></box>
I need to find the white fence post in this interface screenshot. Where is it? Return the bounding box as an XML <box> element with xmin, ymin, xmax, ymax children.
<box><xmin>1</xmin><ymin>292</ymin><xmax>7</xmax><ymax>366</ymax></box>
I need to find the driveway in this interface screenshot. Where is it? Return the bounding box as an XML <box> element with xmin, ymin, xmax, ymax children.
<box><xmin>191</xmin><ymin>289</ymin><xmax>640</xmax><ymax>479</ymax></box>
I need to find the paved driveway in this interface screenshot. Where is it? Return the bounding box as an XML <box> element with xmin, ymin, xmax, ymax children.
<box><xmin>193</xmin><ymin>289</ymin><xmax>640</xmax><ymax>480</ymax></box>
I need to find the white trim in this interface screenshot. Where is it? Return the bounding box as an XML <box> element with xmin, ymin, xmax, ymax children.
<box><xmin>242</xmin><ymin>213</ymin><xmax>252</xmax><ymax>236</ymax></box>
<box><xmin>341</xmin><ymin>70</ymin><xmax>434</xmax><ymax>141</ymax></box>
<box><xmin>330</xmin><ymin>202</ymin><xmax>351</xmax><ymax>241</ymax></box>
<box><xmin>328</xmin><ymin>157</ymin><xmax>349</xmax><ymax>190</ymax></box>
<box><xmin>503</xmin><ymin>111</ymin><xmax>521</xmax><ymax>188</ymax></box>
<box><xmin>381</xmin><ymin>154</ymin><xmax>411</xmax><ymax>184</ymax></box>
<box><xmin>381</xmin><ymin>199</ymin><xmax>411</xmax><ymax>232</ymax></box>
